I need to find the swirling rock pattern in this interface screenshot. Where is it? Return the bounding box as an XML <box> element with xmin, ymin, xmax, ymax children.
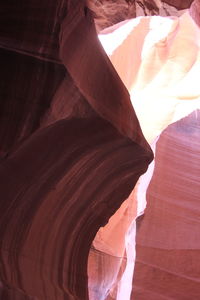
<box><xmin>1</xmin><ymin>0</ymin><xmax>198</xmax><ymax>299</ymax></box>
<box><xmin>0</xmin><ymin>1</ymin><xmax>152</xmax><ymax>299</ymax></box>
<box><xmin>132</xmin><ymin>111</ymin><xmax>200</xmax><ymax>299</ymax></box>
<box><xmin>98</xmin><ymin>4</ymin><xmax>200</xmax><ymax>299</ymax></box>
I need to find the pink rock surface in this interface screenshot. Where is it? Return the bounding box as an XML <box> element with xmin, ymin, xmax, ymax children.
<box><xmin>132</xmin><ymin>110</ymin><xmax>200</xmax><ymax>299</ymax></box>
<box><xmin>98</xmin><ymin>6</ymin><xmax>200</xmax><ymax>299</ymax></box>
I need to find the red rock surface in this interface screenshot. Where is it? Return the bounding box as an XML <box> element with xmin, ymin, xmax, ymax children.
<box><xmin>132</xmin><ymin>111</ymin><xmax>200</xmax><ymax>299</ymax></box>
<box><xmin>89</xmin><ymin>0</ymin><xmax>194</xmax><ymax>31</ymax></box>
<box><xmin>0</xmin><ymin>1</ymin><xmax>152</xmax><ymax>299</ymax></box>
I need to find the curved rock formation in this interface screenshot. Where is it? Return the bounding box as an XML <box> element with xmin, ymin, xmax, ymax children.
<box><xmin>89</xmin><ymin>0</ymin><xmax>194</xmax><ymax>31</ymax></box>
<box><xmin>132</xmin><ymin>110</ymin><xmax>200</xmax><ymax>299</ymax></box>
<box><xmin>98</xmin><ymin>5</ymin><xmax>200</xmax><ymax>299</ymax></box>
<box><xmin>190</xmin><ymin>0</ymin><xmax>200</xmax><ymax>26</ymax></box>
<box><xmin>0</xmin><ymin>1</ymin><xmax>152</xmax><ymax>299</ymax></box>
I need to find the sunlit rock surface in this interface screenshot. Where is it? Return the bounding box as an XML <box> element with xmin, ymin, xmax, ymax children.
<box><xmin>98</xmin><ymin>6</ymin><xmax>200</xmax><ymax>300</ymax></box>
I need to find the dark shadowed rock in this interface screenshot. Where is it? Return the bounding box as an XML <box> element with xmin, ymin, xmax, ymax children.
<box><xmin>0</xmin><ymin>1</ymin><xmax>152</xmax><ymax>299</ymax></box>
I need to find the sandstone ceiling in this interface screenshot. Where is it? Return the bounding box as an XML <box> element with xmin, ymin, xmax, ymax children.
<box><xmin>89</xmin><ymin>0</ymin><xmax>194</xmax><ymax>30</ymax></box>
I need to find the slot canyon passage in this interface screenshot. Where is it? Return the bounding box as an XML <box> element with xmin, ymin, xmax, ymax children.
<box><xmin>0</xmin><ymin>0</ymin><xmax>199</xmax><ymax>299</ymax></box>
